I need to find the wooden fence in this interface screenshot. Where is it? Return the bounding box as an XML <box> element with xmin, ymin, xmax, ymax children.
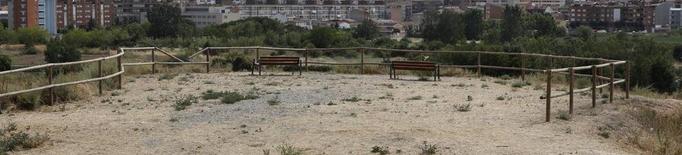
<box><xmin>0</xmin><ymin>46</ymin><xmax>628</xmax><ymax>122</ymax></box>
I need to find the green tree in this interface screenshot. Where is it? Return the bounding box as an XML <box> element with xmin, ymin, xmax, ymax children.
<box><xmin>308</xmin><ymin>27</ymin><xmax>336</xmax><ymax>48</ymax></box>
<box><xmin>0</xmin><ymin>54</ymin><xmax>11</xmax><ymax>71</ymax></box>
<box><xmin>45</xmin><ymin>41</ymin><xmax>81</xmax><ymax>63</ymax></box>
<box><xmin>15</xmin><ymin>27</ymin><xmax>48</xmax><ymax>46</ymax></box>
<box><xmin>147</xmin><ymin>4</ymin><xmax>195</xmax><ymax>38</ymax></box>
<box><xmin>501</xmin><ymin>6</ymin><xmax>523</xmax><ymax>42</ymax></box>
<box><xmin>464</xmin><ymin>9</ymin><xmax>483</xmax><ymax>40</ymax></box>
<box><xmin>421</xmin><ymin>10</ymin><xmax>465</xmax><ymax>44</ymax></box>
<box><xmin>575</xmin><ymin>26</ymin><xmax>593</xmax><ymax>41</ymax></box>
<box><xmin>674</xmin><ymin>45</ymin><xmax>682</xmax><ymax>61</ymax></box>
<box><xmin>525</xmin><ymin>13</ymin><xmax>563</xmax><ymax>37</ymax></box>
<box><xmin>650</xmin><ymin>61</ymin><xmax>677</xmax><ymax>93</ymax></box>
<box><xmin>353</xmin><ymin>20</ymin><xmax>380</xmax><ymax>40</ymax></box>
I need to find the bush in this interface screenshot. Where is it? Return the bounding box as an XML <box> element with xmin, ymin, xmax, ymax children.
<box><xmin>174</xmin><ymin>95</ymin><xmax>197</xmax><ymax>111</ymax></box>
<box><xmin>0</xmin><ymin>55</ymin><xmax>11</xmax><ymax>71</ymax></box>
<box><xmin>23</xmin><ymin>46</ymin><xmax>38</xmax><ymax>55</ymax></box>
<box><xmin>0</xmin><ymin>122</ymin><xmax>49</xmax><ymax>154</ymax></box>
<box><xmin>220</xmin><ymin>91</ymin><xmax>258</xmax><ymax>104</ymax></box>
<box><xmin>231</xmin><ymin>57</ymin><xmax>251</xmax><ymax>71</ymax></box>
<box><xmin>45</xmin><ymin>41</ymin><xmax>81</xmax><ymax>63</ymax></box>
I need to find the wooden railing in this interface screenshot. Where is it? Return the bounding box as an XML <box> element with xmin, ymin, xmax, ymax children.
<box><xmin>0</xmin><ymin>46</ymin><xmax>629</xmax><ymax>122</ymax></box>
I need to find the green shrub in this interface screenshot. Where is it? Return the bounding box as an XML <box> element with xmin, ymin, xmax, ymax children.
<box><xmin>174</xmin><ymin>95</ymin><xmax>197</xmax><ymax>111</ymax></box>
<box><xmin>276</xmin><ymin>144</ymin><xmax>303</xmax><ymax>155</ymax></box>
<box><xmin>23</xmin><ymin>46</ymin><xmax>38</xmax><ymax>55</ymax></box>
<box><xmin>14</xmin><ymin>93</ymin><xmax>41</xmax><ymax>110</ymax></box>
<box><xmin>511</xmin><ymin>81</ymin><xmax>530</xmax><ymax>88</ymax></box>
<box><xmin>220</xmin><ymin>91</ymin><xmax>258</xmax><ymax>104</ymax></box>
<box><xmin>45</xmin><ymin>41</ymin><xmax>81</xmax><ymax>63</ymax></box>
<box><xmin>232</xmin><ymin>57</ymin><xmax>251</xmax><ymax>71</ymax></box>
<box><xmin>0</xmin><ymin>122</ymin><xmax>49</xmax><ymax>154</ymax></box>
<box><xmin>0</xmin><ymin>55</ymin><xmax>11</xmax><ymax>71</ymax></box>
<box><xmin>418</xmin><ymin>141</ymin><xmax>438</xmax><ymax>155</ymax></box>
<box><xmin>455</xmin><ymin>104</ymin><xmax>472</xmax><ymax>112</ymax></box>
<box><xmin>370</xmin><ymin>146</ymin><xmax>390</xmax><ymax>155</ymax></box>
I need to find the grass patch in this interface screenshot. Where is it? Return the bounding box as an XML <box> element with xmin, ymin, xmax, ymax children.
<box><xmin>418</xmin><ymin>141</ymin><xmax>438</xmax><ymax>155</ymax></box>
<box><xmin>408</xmin><ymin>96</ymin><xmax>423</xmax><ymax>100</ymax></box>
<box><xmin>158</xmin><ymin>74</ymin><xmax>178</xmax><ymax>81</ymax></box>
<box><xmin>342</xmin><ymin>96</ymin><xmax>362</xmax><ymax>102</ymax></box>
<box><xmin>174</xmin><ymin>95</ymin><xmax>198</xmax><ymax>111</ymax></box>
<box><xmin>0</xmin><ymin>122</ymin><xmax>49</xmax><ymax>154</ymax></box>
<box><xmin>511</xmin><ymin>81</ymin><xmax>531</xmax><ymax>88</ymax></box>
<box><xmin>267</xmin><ymin>97</ymin><xmax>281</xmax><ymax>106</ymax></box>
<box><xmin>371</xmin><ymin>145</ymin><xmax>390</xmax><ymax>155</ymax></box>
<box><xmin>558</xmin><ymin>111</ymin><xmax>571</xmax><ymax>121</ymax></box>
<box><xmin>493</xmin><ymin>80</ymin><xmax>508</xmax><ymax>85</ymax></box>
<box><xmin>455</xmin><ymin>104</ymin><xmax>472</xmax><ymax>112</ymax></box>
<box><xmin>276</xmin><ymin>143</ymin><xmax>304</xmax><ymax>155</ymax></box>
<box><xmin>220</xmin><ymin>91</ymin><xmax>258</xmax><ymax>104</ymax></box>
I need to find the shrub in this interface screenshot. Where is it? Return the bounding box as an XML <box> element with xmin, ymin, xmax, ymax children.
<box><xmin>0</xmin><ymin>55</ymin><xmax>11</xmax><ymax>71</ymax></box>
<box><xmin>14</xmin><ymin>92</ymin><xmax>41</xmax><ymax>110</ymax></box>
<box><xmin>220</xmin><ymin>91</ymin><xmax>258</xmax><ymax>104</ymax></box>
<box><xmin>455</xmin><ymin>104</ymin><xmax>472</xmax><ymax>112</ymax></box>
<box><xmin>558</xmin><ymin>111</ymin><xmax>571</xmax><ymax>120</ymax></box>
<box><xmin>371</xmin><ymin>146</ymin><xmax>390</xmax><ymax>155</ymax></box>
<box><xmin>0</xmin><ymin>123</ymin><xmax>49</xmax><ymax>154</ymax></box>
<box><xmin>201</xmin><ymin>90</ymin><xmax>225</xmax><ymax>100</ymax></box>
<box><xmin>23</xmin><ymin>46</ymin><xmax>38</xmax><ymax>55</ymax></box>
<box><xmin>511</xmin><ymin>81</ymin><xmax>530</xmax><ymax>88</ymax></box>
<box><xmin>418</xmin><ymin>141</ymin><xmax>438</xmax><ymax>155</ymax></box>
<box><xmin>45</xmin><ymin>41</ymin><xmax>81</xmax><ymax>63</ymax></box>
<box><xmin>232</xmin><ymin>57</ymin><xmax>252</xmax><ymax>71</ymax></box>
<box><xmin>174</xmin><ymin>95</ymin><xmax>197</xmax><ymax>111</ymax></box>
<box><xmin>276</xmin><ymin>144</ymin><xmax>303</xmax><ymax>155</ymax></box>
<box><xmin>408</xmin><ymin>96</ymin><xmax>423</xmax><ymax>100</ymax></box>
<box><xmin>342</xmin><ymin>96</ymin><xmax>362</xmax><ymax>102</ymax></box>
<box><xmin>267</xmin><ymin>97</ymin><xmax>281</xmax><ymax>106</ymax></box>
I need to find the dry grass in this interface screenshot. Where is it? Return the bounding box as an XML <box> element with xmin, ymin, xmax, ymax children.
<box><xmin>628</xmin><ymin>106</ymin><xmax>682</xmax><ymax>154</ymax></box>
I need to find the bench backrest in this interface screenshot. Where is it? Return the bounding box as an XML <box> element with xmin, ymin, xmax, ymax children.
<box><xmin>257</xmin><ymin>56</ymin><xmax>301</xmax><ymax>65</ymax></box>
<box><xmin>392</xmin><ymin>61</ymin><xmax>437</xmax><ymax>70</ymax></box>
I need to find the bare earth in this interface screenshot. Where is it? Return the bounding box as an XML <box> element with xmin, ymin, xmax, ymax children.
<box><xmin>3</xmin><ymin>72</ymin><xmax>638</xmax><ymax>154</ymax></box>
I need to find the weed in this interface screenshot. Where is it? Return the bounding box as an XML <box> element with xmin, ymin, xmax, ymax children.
<box><xmin>0</xmin><ymin>123</ymin><xmax>49</xmax><ymax>154</ymax></box>
<box><xmin>496</xmin><ymin>96</ymin><xmax>505</xmax><ymax>100</ymax></box>
<box><xmin>500</xmin><ymin>75</ymin><xmax>512</xmax><ymax>80</ymax></box>
<box><xmin>342</xmin><ymin>96</ymin><xmax>362</xmax><ymax>102</ymax></box>
<box><xmin>203</xmin><ymin>81</ymin><xmax>215</xmax><ymax>84</ymax></box>
<box><xmin>408</xmin><ymin>96</ymin><xmax>423</xmax><ymax>100</ymax></box>
<box><xmin>371</xmin><ymin>146</ymin><xmax>390</xmax><ymax>155</ymax></box>
<box><xmin>598</xmin><ymin>131</ymin><xmax>610</xmax><ymax>138</ymax></box>
<box><xmin>174</xmin><ymin>95</ymin><xmax>197</xmax><ymax>111</ymax></box>
<box><xmin>220</xmin><ymin>91</ymin><xmax>258</xmax><ymax>104</ymax></box>
<box><xmin>418</xmin><ymin>141</ymin><xmax>438</xmax><ymax>155</ymax></box>
<box><xmin>158</xmin><ymin>74</ymin><xmax>178</xmax><ymax>81</ymax></box>
<box><xmin>276</xmin><ymin>144</ymin><xmax>303</xmax><ymax>155</ymax></box>
<box><xmin>201</xmin><ymin>90</ymin><xmax>226</xmax><ymax>100</ymax></box>
<box><xmin>511</xmin><ymin>81</ymin><xmax>531</xmax><ymax>88</ymax></box>
<box><xmin>494</xmin><ymin>80</ymin><xmax>508</xmax><ymax>85</ymax></box>
<box><xmin>466</xmin><ymin>95</ymin><xmax>473</xmax><ymax>101</ymax></box>
<box><xmin>455</xmin><ymin>104</ymin><xmax>472</xmax><ymax>112</ymax></box>
<box><xmin>327</xmin><ymin>101</ymin><xmax>336</xmax><ymax>105</ymax></box>
<box><xmin>558</xmin><ymin>111</ymin><xmax>571</xmax><ymax>121</ymax></box>
<box><xmin>481</xmin><ymin>84</ymin><xmax>489</xmax><ymax>88</ymax></box>
<box><xmin>267</xmin><ymin>97</ymin><xmax>281</xmax><ymax>106</ymax></box>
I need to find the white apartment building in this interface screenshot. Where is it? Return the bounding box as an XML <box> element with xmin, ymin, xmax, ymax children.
<box><xmin>181</xmin><ymin>6</ymin><xmax>240</xmax><ymax>28</ymax></box>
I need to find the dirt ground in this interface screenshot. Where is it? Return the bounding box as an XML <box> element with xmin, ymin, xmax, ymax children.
<box><xmin>2</xmin><ymin>72</ymin><xmax>640</xmax><ymax>154</ymax></box>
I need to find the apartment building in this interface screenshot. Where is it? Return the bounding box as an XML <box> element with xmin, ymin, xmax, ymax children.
<box><xmin>568</xmin><ymin>2</ymin><xmax>655</xmax><ymax>32</ymax></box>
<box><xmin>115</xmin><ymin>0</ymin><xmax>167</xmax><ymax>23</ymax></box>
<box><xmin>7</xmin><ymin>0</ymin><xmax>39</xmax><ymax>29</ymax></box>
<box><xmin>56</xmin><ymin>0</ymin><xmax>116</xmax><ymax>29</ymax></box>
<box><xmin>181</xmin><ymin>5</ymin><xmax>240</xmax><ymax>28</ymax></box>
<box><xmin>237</xmin><ymin>0</ymin><xmax>393</xmax><ymax>27</ymax></box>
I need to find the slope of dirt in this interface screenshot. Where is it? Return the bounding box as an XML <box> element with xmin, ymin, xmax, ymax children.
<box><xmin>2</xmin><ymin>72</ymin><xmax>639</xmax><ymax>154</ymax></box>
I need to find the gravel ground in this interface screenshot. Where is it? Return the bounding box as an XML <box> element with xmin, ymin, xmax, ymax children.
<box><xmin>2</xmin><ymin>72</ymin><xmax>638</xmax><ymax>154</ymax></box>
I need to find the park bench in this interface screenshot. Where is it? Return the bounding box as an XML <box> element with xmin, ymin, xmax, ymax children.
<box><xmin>390</xmin><ymin>61</ymin><xmax>440</xmax><ymax>81</ymax></box>
<box><xmin>252</xmin><ymin>56</ymin><xmax>302</xmax><ymax>76</ymax></box>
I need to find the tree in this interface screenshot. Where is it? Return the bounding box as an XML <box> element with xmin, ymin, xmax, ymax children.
<box><xmin>308</xmin><ymin>27</ymin><xmax>336</xmax><ymax>48</ymax></box>
<box><xmin>464</xmin><ymin>9</ymin><xmax>483</xmax><ymax>40</ymax></box>
<box><xmin>353</xmin><ymin>20</ymin><xmax>379</xmax><ymax>40</ymax></box>
<box><xmin>674</xmin><ymin>45</ymin><xmax>682</xmax><ymax>62</ymax></box>
<box><xmin>650</xmin><ymin>61</ymin><xmax>677</xmax><ymax>93</ymax></box>
<box><xmin>575</xmin><ymin>26</ymin><xmax>593</xmax><ymax>41</ymax></box>
<box><xmin>147</xmin><ymin>4</ymin><xmax>195</xmax><ymax>38</ymax></box>
<box><xmin>15</xmin><ymin>27</ymin><xmax>48</xmax><ymax>46</ymax></box>
<box><xmin>0</xmin><ymin>54</ymin><xmax>11</xmax><ymax>71</ymax></box>
<box><xmin>45</xmin><ymin>41</ymin><xmax>81</xmax><ymax>63</ymax></box>
<box><xmin>420</xmin><ymin>10</ymin><xmax>465</xmax><ymax>44</ymax></box>
<box><xmin>501</xmin><ymin>6</ymin><xmax>523</xmax><ymax>42</ymax></box>
<box><xmin>525</xmin><ymin>13</ymin><xmax>563</xmax><ymax>37</ymax></box>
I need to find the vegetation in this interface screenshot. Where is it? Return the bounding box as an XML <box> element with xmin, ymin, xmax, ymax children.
<box><xmin>0</xmin><ymin>123</ymin><xmax>49</xmax><ymax>154</ymax></box>
<box><xmin>0</xmin><ymin>55</ymin><xmax>11</xmax><ymax>71</ymax></box>
<box><xmin>418</xmin><ymin>141</ymin><xmax>438</xmax><ymax>155</ymax></box>
<box><xmin>45</xmin><ymin>41</ymin><xmax>81</xmax><ymax>63</ymax></box>
<box><xmin>275</xmin><ymin>144</ymin><xmax>303</xmax><ymax>155</ymax></box>
<box><xmin>174</xmin><ymin>95</ymin><xmax>197</xmax><ymax>111</ymax></box>
<box><xmin>219</xmin><ymin>91</ymin><xmax>258</xmax><ymax>104</ymax></box>
<box><xmin>370</xmin><ymin>145</ymin><xmax>390</xmax><ymax>155</ymax></box>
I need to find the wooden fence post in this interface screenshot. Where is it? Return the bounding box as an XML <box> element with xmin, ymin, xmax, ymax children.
<box><xmin>569</xmin><ymin>67</ymin><xmax>574</xmax><ymax>114</ymax></box>
<box><xmin>625</xmin><ymin>61</ymin><xmax>630</xmax><ymax>99</ymax></box>
<box><xmin>151</xmin><ymin>49</ymin><xmax>156</xmax><ymax>74</ymax></box>
<box><xmin>521</xmin><ymin>55</ymin><xmax>526</xmax><ymax>81</ymax></box>
<box><xmin>546</xmin><ymin>70</ymin><xmax>552</xmax><ymax>122</ymax></box>
<box><xmin>117</xmin><ymin>50</ymin><xmax>123</xmax><ymax>89</ymax></box>
<box><xmin>477</xmin><ymin>53</ymin><xmax>481</xmax><ymax>77</ymax></box>
<box><xmin>48</xmin><ymin>65</ymin><xmax>54</xmax><ymax>105</ymax></box>
<box><xmin>304</xmin><ymin>49</ymin><xmax>309</xmax><ymax>72</ymax></box>
<box><xmin>256</xmin><ymin>48</ymin><xmax>260</xmax><ymax>59</ymax></box>
<box><xmin>205</xmin><ymin>49</ymin><xmax>210</xmax><ymax>73</ymax></box>
<box><xmin>599</xmin><ymin>60</ymin><xmax>604</xmax><ymax>94</ymax></box>
<box><xmin>592</xmin><ymin>65</ymin><xmax>597</xmax><ymax>108</ymax></box>
<box><xmin>609</xmin><ymin>63</ymin><xmax>614</xmax><ymax>103</ymax></box>
<box><xmin>360</xmin><ymin>48</ymin><xmax>364</xmax><ymax>74</ymax></box>
<box><xmin>98</xmin><ymin>59</ymin><xmax>103</xmax><ymax>95</ymax></box>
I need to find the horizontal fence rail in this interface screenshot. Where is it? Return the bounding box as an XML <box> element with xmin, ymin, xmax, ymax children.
<box><xmin>0</xmin><ymin>46</ymin><xmax>629</xmax><ymax>122</ymax></box>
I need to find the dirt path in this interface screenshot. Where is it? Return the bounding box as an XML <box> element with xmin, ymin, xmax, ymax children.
<box><xmin>2</xmin><ymin>72</ymin><xmax>637</xmax><ymax>154</ymax></box>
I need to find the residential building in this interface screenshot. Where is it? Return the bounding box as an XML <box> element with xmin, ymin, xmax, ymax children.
<box><xmin>40</xmin><ymin>0</ymin><xmax>57</xmax><ymax>34</ymax></box>
<box><xmin>237</xmin><ymin>3</ymin><xmax>390</xmax><ymax>27</ymax></box>
<box><xmin>7</xmin><ymin>0</ymin><xmax>39</xmax><ymax>29</ymax></box>
<box><xmin>672</xmin><ymin>4</ymin><xmax>682</xmax><ymax>28</ymax></box>
<box><xmin>115</xmin><ymin>0</ymin><xmax>167</xmax><ymax>24</ymax></box>
<box><xmin>56</xmin><ymin>0</ymin><xmax>116</xmax><ymax>30</ymax></box>
<box><xmin>568</xmin><ymin>2</ymin><xmax>655</xmax><ymax>32</ymax></box>
<box><xmin>181</xmin><ymin>5</ymin><xmax>240</xmax><ymax>28</ymax></box>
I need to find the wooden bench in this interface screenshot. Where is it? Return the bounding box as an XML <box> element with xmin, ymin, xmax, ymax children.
<box><xmin>252</xmin><ymin>56</ymin><xmax>302</xmax><ymax>75</ymax></box>
<box><xmin>390</xmin><ymin>61</ymin><xmax>440</xmax><ymax>81</ymax></box>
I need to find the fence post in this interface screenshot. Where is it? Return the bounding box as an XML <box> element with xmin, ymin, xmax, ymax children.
<box><xmin>48</xmin><ymin>65</ymin><xmax>54</xmax><ymax>105</ymax></box>
<box><xmin>151</xmin><ymin>49</ymin><xmax>156</xmax><ymax>74</ymax></box>
<box><xmin>592</xmin><ymin>65</ymin><xmax>597</xmax><ymax>108</ymax></box>
<box><xmin>569</xmin><ymin>67</ymin><xmax>574</xmax><ymax>114</ymax></box>
<box><xmin>256</xmin><ymin>48</ymin><xmax>260</xmax><ymax>59</ymax></box>
<box><xmin>98</xmin><ymin>59</ymin><xmax>103</xmax><ymax>95</ymax></box>
<box><xmin>360</xmin><ymin>48</ymin><xmax>364</xmax><ymax>74</ymax></box>
<box><xmin>625</xmin><ymin>61</ymin><xmax>630</xmax><ymax>99</ymax></box>
<box><xmin>599</xmin><ymin>60</ymin><xmax>604</xmax><ymax>94</ymax></box>
<box><xmin>521</xmin><ymin>55</ymin><xmax>526</xmax><ymax>81</ymax></box>
<box><xmin>304</xmin><ymin>49</ymin><xmax>309</xmax><ymax>72</ymax></box>
<box><xmin>609</xmin><ymin>63</ymin><xmax>614</xmax><ymax>103</ymax></box>
<box><xmin>546</xmin><ymin>69</ymin><xmax>552</xmax><ymax>122</ymax></box>
<box><xmin>205</xmin><ymin>49</ymin><xmax>210</xmax><ymax>73</ymax></box>
<box><xmin>117</xmin><ymin>50</ymin><xmax>123</xmax><ymax>89</ymax></box>
<box><xmin>477</xmin><ymin>53</ymin><xmax>481</xmax><ymax>77</ymax></box>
